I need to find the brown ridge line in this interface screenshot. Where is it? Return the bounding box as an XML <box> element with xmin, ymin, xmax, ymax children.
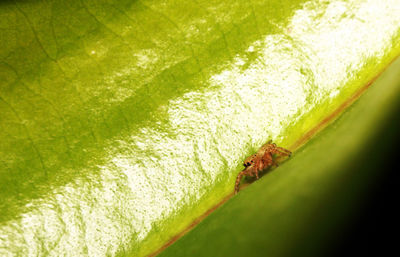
<box><xmin>288</xmin><ymin>79</ymin><xmax>372</xmax><ymax>152</ymax></box>
<box><xmin>289</xmin><ymin>55</ymin><xmax>399</xmax><ymax>152</ymax></box>
<box><xmin>148</xmin><ymin>55</ymin><xmax>398</xmax><ymax>257</ymax></box>
<box><xmin>147</xmin><ymin>192</ymin><xmax>234</xmax><ymax>257</ymax></box>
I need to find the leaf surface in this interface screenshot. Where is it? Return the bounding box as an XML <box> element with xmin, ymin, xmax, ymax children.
<box><xmin>159</xmin><ymin>54</ymin><xmax>400</xmax><ymax>257</ymax></box>
<box><xmin>0</xmin><ymin>0</ymin><xmax>399</xmax><ymax>256</ymax></box>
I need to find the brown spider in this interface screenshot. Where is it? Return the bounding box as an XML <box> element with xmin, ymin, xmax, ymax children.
<box><xmin>234</xmin><ymin>141</ymin><xmax>291</xmax><ymax>194</ymax></box>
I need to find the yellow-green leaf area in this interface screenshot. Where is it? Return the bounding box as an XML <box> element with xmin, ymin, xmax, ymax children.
<box><xmin>0</xmin><ymin>0</ymin><xmax>399</xmax><ymax>256</ymax></box>
<box><xmin>160</xmin><ymin>50</ymin><xmax>400</xmax><ymax>257</ymax></box>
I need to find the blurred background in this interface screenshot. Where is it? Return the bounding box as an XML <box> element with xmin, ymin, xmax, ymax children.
<box><xmin>326</xmin><ymin>109</ymin><xmax>400</xmax><ymax>256</ymax></box>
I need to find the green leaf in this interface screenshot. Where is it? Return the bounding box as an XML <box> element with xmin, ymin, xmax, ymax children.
<box><xmin>0</xmin><ymin>0</ymin><xmax>399</xmax><ymax>256</ymax></box>
<box><xmin>159</xmin><ymin>54</ymin><xmax>400</xmax><ymax>257</ymax></box>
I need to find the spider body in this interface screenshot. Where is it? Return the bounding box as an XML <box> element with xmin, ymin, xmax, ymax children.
<box><xmin>234</xmin><ymin>141</ymin><xmax>291</xmax><ymax>194</ymax></box>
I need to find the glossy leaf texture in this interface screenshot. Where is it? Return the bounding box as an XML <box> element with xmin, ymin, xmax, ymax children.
<box><xmin>159</xmin><ymin>55</ymin><xmax>400</xmax><ymax>257</ymax></box>
<box><xmin>0</xmin><ymin>0</ymin><xmax>399</xmax><ymax>256</ymax></box>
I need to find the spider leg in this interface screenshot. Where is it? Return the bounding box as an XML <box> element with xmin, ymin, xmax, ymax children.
<box><xmin>235</xmin><ymin>170</ymin><xmax>246</xmax><ymax>194</ymax></box>
<box><xmin>259</xmin><ymin>142</ymin><xmax>273</xmax><ymax>152</ymax></box>
<box><xmin>278</xmin><ymin>146</ymin><xmax>292</xmax><ymax>155</ymax></box>
<box><xmin>262</xmin><ymin>152</ymin><xmax>274</xmax><ymax>167</ymax></box>
<box><xmin>254</xmin><ymin>159</ymin><xmax>264</xmax><ymax>179</ymax></box>
<box><xmin>271</xmin><ymin>147</ymin><xmax>292</xmax><ymax>157</ymax></box>
<box><xmin>236</xmin><ymin>167</ymin><xmax>254</xmax><ymax>194</ymax></box>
